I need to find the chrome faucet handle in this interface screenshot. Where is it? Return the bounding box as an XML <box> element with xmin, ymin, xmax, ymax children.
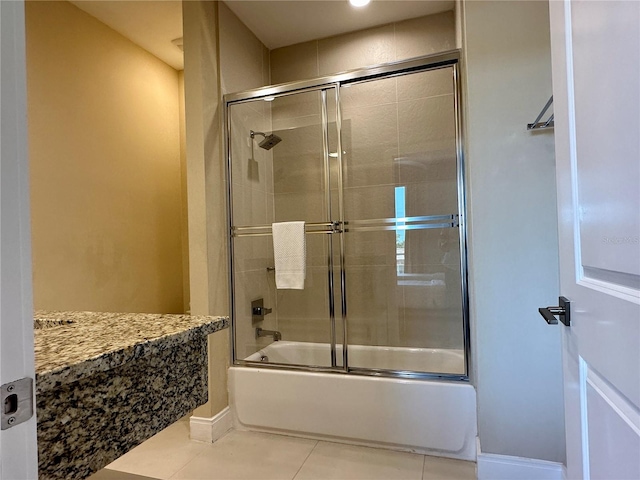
<box><xmin>252</xmin><ymin>306</ymin><xmax>272</xmax><ymax>316</ymax></box>
<box><xmin>251</xmin><ymin>298</ymin><xmax>272</xmax><ymax>323</ymax></box>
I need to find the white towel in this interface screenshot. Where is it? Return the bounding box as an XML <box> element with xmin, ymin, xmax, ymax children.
<box><xmin>272</xmin><ymin>221</ymin><xmax>306</xmax><ymax>289</ymax></box>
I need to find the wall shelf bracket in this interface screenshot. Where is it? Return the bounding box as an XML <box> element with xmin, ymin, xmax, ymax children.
<box><xmin>527</xmin><ymin>95</ymin><xmax>554</xmax><ymax>130</ymax></box>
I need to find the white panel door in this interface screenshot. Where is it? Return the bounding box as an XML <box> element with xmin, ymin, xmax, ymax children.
<box><xmin>549</xmin><ymin>1</ymin><xmax>640</xmax><ymax>478</ymax></box>
<box><xmin>0</xmin><ymin>1</ymin><xmax>39</xmax><ymax>478</ymax></box>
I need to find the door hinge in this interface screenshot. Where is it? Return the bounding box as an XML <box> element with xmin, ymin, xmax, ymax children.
<box><xmin>1</xmin><ymin>377</ymin><xmax>34</xmax><ymax>430</ymax></box>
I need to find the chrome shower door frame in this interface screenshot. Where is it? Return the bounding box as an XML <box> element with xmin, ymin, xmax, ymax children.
<box><xmin>226</xmin><ymin>84</ymin><xmax>346</xmax><ymax>374</ymax></box>
<box><xmin>224</xmin><ymin>49</ymin><xmax>470</xmax><ymax>382</ymax></box>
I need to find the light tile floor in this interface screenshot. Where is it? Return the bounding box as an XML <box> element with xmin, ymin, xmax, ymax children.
<box><xmin>91</xmin><ymin>419</ymin><xmax>476</xmax><ymax>480</ymax></box>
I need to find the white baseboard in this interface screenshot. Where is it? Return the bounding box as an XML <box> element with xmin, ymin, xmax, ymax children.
<box><xmin>477</xmin><ymin>438</ymin><xmax>564</xmax><ymax>480</ymax></box>
<box><xmin>189</xmin><ymin>407</ymin><xmax>233</xmax><ymax>443</ymax></box>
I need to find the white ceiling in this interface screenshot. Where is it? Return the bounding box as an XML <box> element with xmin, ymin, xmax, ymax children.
<box><xmin>69</xmin><ymin>0</ymin><xmax>455</xmax><ymax>71</ymax></box>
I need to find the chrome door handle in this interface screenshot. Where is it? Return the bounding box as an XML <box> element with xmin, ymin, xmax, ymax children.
<box><xmin>539</xmin><ymin>296</ymin><xmax>571</xmax><ymax>326</ymax></box>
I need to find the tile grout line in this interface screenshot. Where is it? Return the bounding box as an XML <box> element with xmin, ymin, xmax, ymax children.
<box><xmin>393</xmin><ymin>22</ymin><xmax>397</xmax><ymax>61</ymax></box>
<box><xmin>291</xmin><ymin>440</ymin><xmax>320</xmax><ymax>480</ymax></box>
<box><xmin>421</xmin><ymin>454</ymin><xmax>426</xmax><ymax>480</ymax></box>
<box><xmin>106</xmin><ymin>423</ymin><xmax>204</xmax><ymax>480</ymax></box>
<box><xmin>164</xmin><ymin>435</ymin><xmax>217</xmax><ymax>480</ymax></box>
<box><xmin>164</xmin><ymin>449</ymin><xmax>207</xmax><ymax>480</ymax></box>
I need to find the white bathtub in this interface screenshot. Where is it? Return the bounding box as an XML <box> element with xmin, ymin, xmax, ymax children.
<box><xmin>229</xmin><ymin>341</ymin><xmax>477</xmax><ymax>460</ymax></box>
<box><xmin>244</xmin><ymin>341</ymin><xmax>466</xmax><ymax>374</ymax></box>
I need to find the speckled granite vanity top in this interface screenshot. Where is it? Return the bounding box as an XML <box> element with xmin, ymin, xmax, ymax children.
<box><xmin>34</xmin><ymin>310</ymin><xmax>228</xmax><ymax>393</ymax></box>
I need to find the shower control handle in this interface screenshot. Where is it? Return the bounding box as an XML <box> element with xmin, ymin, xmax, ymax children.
<box><xmin>252</xmin><ymin>306</ymin><xmax>272</xmax><ymax>316</ymax></box>
<box><xmin>251</xmin><ymin>298</ymin><xmax>272</xmax><ymax>324</ymax></box>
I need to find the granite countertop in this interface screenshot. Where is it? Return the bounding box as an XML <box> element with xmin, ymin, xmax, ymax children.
<box><xmin>34</xmin><ymin>311</ymin><xmax>228</xmax><ymax>394</ymax></box>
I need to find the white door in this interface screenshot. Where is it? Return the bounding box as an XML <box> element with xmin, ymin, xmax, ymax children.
<box><xmin>549</xmin><ymin>1</ymin><xmax>640</xmax><ymax>479</ymax></box>
<box><xmin>0</xmin><ymin>0</ymin><xmax>39</xmax><ymax>478</ymax></box>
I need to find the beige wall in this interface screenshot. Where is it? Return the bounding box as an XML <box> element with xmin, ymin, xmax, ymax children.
<box><xmin>462</xmin><ymin>0</ymin><xmax>564</xmax><ymax>463</ymax></box>
<box><xmin>26</xmin><ymin>1</ymin><xmax>184</xmax><ymax>314</ymax></box>
<box><xmin>178</xmin><ymin>71</ymin><xmax>191</xmax><ymax>314</ymax></box>
<box><xmin>184</xmin><ymin>1</ymin><xmax>271</xmax><ymax>418</ymax></box>
<box><xmin>183</xmin><ymin>0</ymin><xmax>225</xmax><ymax>420</ymax></box>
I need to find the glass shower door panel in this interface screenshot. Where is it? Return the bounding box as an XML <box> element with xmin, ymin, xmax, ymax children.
<box><xmin>228</xmin><ymin>100</ymin><xmax>274</xmax><ymax>229</ymax></box>
<box><xmin>229</xmin><ymin>89</ymin><xmax>341</xmax><ymax>369</ymax></box>
<box><xmin>340</xmin><ymin>67</ymin><xmax>465</xmax><ymax>375</ymax></box>
<box><xmin>228</xmin><ymin>98</ymin><xmax>280</xmax><ymax>363</ymax></box>
<box><xmin>232</xmin><ymin>234</ymin><xmax>278</xmax><ymax>360</ymax></box>
<box><xmin>271</xmin><ymin>89</ymin><xmax>341</xmax><ymax>367</ymax></box>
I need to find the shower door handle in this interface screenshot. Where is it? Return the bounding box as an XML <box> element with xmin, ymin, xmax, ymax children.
<box><xmin>538</xmin><ymin>296</ymin><xmax>571</xmax><ymax>326</ymax></box>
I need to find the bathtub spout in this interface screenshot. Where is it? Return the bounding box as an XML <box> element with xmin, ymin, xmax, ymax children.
<box><xmin>256</xmin><ymin>327</ymin><xmax>281</xmax><ymax>341</ymax></box>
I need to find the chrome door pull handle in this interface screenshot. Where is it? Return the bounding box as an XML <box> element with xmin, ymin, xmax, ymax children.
<box><xmin>539</xmin><ymin>296</ymin><xmax>571</xmax><ymax>326</ymax></box>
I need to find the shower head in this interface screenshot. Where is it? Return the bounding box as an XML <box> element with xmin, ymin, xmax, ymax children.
<box><xmin>258</xmin><ymin>134</ymin><xmax>282</xmax><ymax>150</ymax></box>
<box><xmin>250</xmin><ymin>130</ymin><xmax>282</xmax><ymax>151</ymax></box>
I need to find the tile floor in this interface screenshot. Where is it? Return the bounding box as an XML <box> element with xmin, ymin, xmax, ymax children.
<box><xmin>90</xmin><ymin>418</ymin><xmax>476</xmax><ymax>480</ymax></box>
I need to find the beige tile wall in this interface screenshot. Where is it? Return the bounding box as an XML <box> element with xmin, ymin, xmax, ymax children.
<box><xmin>395</xmin><ymin>14</ymin><xmax>456</xmax><ymax>59</ymax></box>
<box><xmin>268</xmin><ymin>11</ymin><xmax>464</xmax><ymax>351</ymax></box>
<box><xmin>270</xmin><ymin>11</ymin><xmax>455</xmax><ymax>84</ymax></box>
<box><xmin>318</xmin><ymin>23</ymin><xmax>396</xmax><ymax>75</ymax></box>
<box><xmin>270</xmin><ymin>41</ymin><xmax>318</xmax><ymax>85</ymax></box>
<box><xmin>219</xmin><ymin>3</ymin><xmax>270</xmax><ymax>93</ymax></box>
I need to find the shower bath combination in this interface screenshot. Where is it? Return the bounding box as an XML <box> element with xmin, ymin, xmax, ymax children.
<box><xmin>225</xmin><ymin>51</ymin><xmax>476</xmax><ymax>460</ymax></box>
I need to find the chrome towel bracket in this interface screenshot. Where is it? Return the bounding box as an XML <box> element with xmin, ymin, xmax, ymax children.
<box><xmin>527</xmin><ymin>96</ymin><xmax>554</xmax><ymax>131</ymax></box>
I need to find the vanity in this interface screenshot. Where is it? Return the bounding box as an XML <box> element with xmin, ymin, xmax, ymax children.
<box><xmin>34</xmin><ymin>311</ymin><xmax>228</xmax><ymax>479</ymax></box>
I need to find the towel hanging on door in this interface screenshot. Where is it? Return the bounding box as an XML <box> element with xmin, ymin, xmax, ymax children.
<box><xmin>272</xmin><ymin>221</ymin><xmax>306</xmax><ymax>289</ymax></box>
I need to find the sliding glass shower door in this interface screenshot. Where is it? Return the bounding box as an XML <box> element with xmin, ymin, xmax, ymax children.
<box><xmin>226</xmin><ymin>52</ymin><xmax>469</xmax><ymax>379</ymax></box>
<box><xmin>227</xmin><ymin>87</ymin><xmax>345</xmax><ymax>370</ymax></box>
<box><xmin>340</xmin><ymin>67</ymin><xmax>466</xmax><ymax>375</ymax></box>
